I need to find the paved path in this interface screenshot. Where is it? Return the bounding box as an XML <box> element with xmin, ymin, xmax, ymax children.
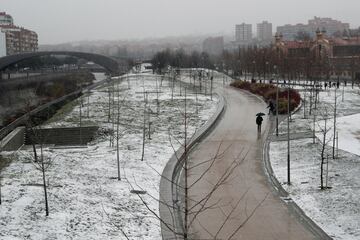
<box><xmin>187</xmin><ymin>86</ymin><xmax>317</xmax><ymax>239</ymax></box>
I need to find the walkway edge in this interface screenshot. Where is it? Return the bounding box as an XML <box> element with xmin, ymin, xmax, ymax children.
<box><xmin>159</xmin><ymin>91</ymin><xmax>225</xmax><ymax>240</ymax></box>
<box><xmin>262</xmin><ymin>105</ymin><xmax>333</xmax><ymax>240</ymax></box>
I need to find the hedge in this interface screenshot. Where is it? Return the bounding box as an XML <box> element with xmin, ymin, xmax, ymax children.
<box><xmin>230</xmin><ymin>80</ymin><xmax>301</xmax><ymax>114</ymax></box>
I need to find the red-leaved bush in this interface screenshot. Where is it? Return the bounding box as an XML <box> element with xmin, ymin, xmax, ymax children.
<box><xmin>230</xmin><ymin>80</ymin><xmax>301</xmax><ymax>114</ymax></box>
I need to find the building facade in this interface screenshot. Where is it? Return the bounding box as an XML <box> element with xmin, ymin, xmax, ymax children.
<box><xmin>0</xmin><ymin>12</ymin><xmax>38</xmax><ymax>56</ymax></box>
<box><xmin>0</xmin><ymin>12</ymin><xmax>13</xmax><ymax>26</ymax></box>
<box><xmin>0</xmin><ymin>30</ymin><xmax>6</xmax><ymax>57</ymax></box>
<box><xmin>308</xmin><ymin>17</ymin><xmax>350</xmax><ymax>37</ymax></box>
<box><xmin>202</xmin><ymin>36</ymin><xmax>224</xmax><ymax>56</ymax></box>
<box><xmin>273</xmin><ymin>30</ymin><xmax>360</xmax><ymax>80</ymax></box>
<box><xmin>277</xmin><ymin>17</ymin><xmax>350</xmax><ymax>40</ymax></box>
<box><xmin>235</xmin><ymin>23</ymin><xmax>252</xmax><ymax>44</ymax></box>
<box><xmin>257</xmin><ymin>21</ymin><xmax>272</xmax><ymax>42</ymax></box>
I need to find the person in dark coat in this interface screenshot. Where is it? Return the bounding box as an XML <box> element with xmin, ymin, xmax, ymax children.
<box><xmin>256</xmin><ymin>115</ymin><xmax>263</xmax><ymax>133</ymax></box>
<box><xmin>267</xmin><ymin>100</ymin><xmax>275</xmax><ymax>115</ymax></box>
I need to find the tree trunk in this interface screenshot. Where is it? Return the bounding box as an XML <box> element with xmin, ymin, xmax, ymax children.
<box><xmin>41</xmin><ymin>146</ymin><xmax>49</xmax><ymax>216</ymax></box>
<box><xmin>184</xmin><ymin>86</ymin><xmax>188</xmax><ymax>239</ymax></box>
<box><xmin>320</xmin><ymin>118</ymin><xmax>327</xmax><ymax>190</ymax></box>
<box><xmin>116</xmin><ymin>93</ymin><xmax>121</xmax><ymax>181</ymax></box>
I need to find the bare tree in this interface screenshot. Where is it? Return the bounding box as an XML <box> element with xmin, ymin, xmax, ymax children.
<box><xmin>141</xmin><ymin>91</ymin><xmax>148</xmax><ymax>162</ymax></box>
<box><xmin>332</xmin><ymin>86</ymin><xmax>339</xmax><ymax>159</ymax></box>
<box><xmin>114</xmin><ymin>83</ymin><xmax>128</xmax><ymax>181</ymax></box>
<box><xmin>26</xmin><ymin>120</ymin><xmax>53</xmax><ymax>216</ymax></box>
<box><xmin>316</xmin><ymin>106</ymin><xmax>333</xmax><ymax>190</ymax></box>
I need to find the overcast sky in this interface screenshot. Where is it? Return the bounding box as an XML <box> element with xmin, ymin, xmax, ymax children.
<box><xmin>2</xmin><ymin>0</ymin><xmax>359</xmax><ymax>44</ymax></box>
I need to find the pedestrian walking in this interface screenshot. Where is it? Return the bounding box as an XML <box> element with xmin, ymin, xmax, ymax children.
<box><xmin>256</xmin><ymin>115</ymin><xmax>263</xmax><ymax>133</ymax></box>
<box><xmin>267</xmin><ymin>100</ymin><xmax>275</xmax><ymax>115</ymax></box>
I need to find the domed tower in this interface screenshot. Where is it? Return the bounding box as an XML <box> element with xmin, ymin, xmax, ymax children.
<box><xmin>311</xmin><ymin>28</ymin><xmax>331</xmax><ymax>59</ymax></box>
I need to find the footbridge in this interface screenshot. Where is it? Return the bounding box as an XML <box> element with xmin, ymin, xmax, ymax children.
<box><xmin>0</xmin><ymin>51</ymin><xmax>122</xmax><ymax>75</ymax></box>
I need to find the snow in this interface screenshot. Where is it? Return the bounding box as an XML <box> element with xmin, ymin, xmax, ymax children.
<box><xmin>270</xmin><ymin>83</ymin><xmax>360</xmax><ymax>240</ymax></box>
<box><xmin>328</xmin><ymin>113</ymin><xmax>360</xmax><ymax>156</ymax></box>
<box><xmin>0</xmin><ymin>72</ymin><xmax>221</xmax><ymax>239</ymax></box>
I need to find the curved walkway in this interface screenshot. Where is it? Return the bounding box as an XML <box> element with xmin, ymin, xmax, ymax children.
<box><xmin>187</xmin><ymin>86</ymin><xmax>318</xmax><ymax>239</ymax></box>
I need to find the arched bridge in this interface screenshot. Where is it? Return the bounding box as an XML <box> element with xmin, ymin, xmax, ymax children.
<box><xmin>0</xmin><ymin>51</ymin><xmax>121</xmax><ymax>75</ymax></box>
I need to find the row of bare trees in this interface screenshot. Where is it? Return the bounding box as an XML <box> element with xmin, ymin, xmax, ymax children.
<box><xmin>151</xmin><ymin>41</ymin><xmax>360</xmax><ymax>87</ymax></box>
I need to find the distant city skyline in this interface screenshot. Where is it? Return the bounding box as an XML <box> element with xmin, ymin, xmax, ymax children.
<box><xmin>1</xmin><ymin>0</ymin><xmax>360</xmax><ymax>44</ymax></box>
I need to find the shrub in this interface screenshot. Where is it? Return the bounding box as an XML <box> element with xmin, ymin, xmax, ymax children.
<box><xmin>230</xmin><ymin>80</ymin><xmax>301</xmax><ymax>113</ymax></box>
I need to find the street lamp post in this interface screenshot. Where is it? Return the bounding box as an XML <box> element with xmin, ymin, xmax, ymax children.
<box><xmin>265</xmin><ymin>61</ymin><xmax>269</xmax><ymax>83</ymax></box>
<box><xmin>274</xmin><ymin>65</ymin><xmax>279</xmax><ymax>136</ymax></box>
<box><xmin>287</xmin><ymin>80</ymin><xmax>291</xmax><ymax>185</ymax></box>
<box><xmin>252</xmin><ymin>60</ymin><xmax>256</xmax><ymax>80</ymax></box>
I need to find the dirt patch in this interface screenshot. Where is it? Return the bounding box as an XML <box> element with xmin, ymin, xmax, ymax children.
<box><xmin>0</xmin><ymin>155</ymin><xmax>12</xmax><ymax>172</ymax></box>
<box><xmin>355</xmin><ymin>130</ymin><xmax>360</xmax><ymax>141</ymax></box>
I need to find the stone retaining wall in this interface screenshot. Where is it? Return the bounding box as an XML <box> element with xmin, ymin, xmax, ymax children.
<box><xmin>25</xmin><ymin>126</ymin><xmax>99</xmax><ymax>146</ymax></box>
<box><xmin>0</xmin><ymin>127</ymin><xmax>25</xmax><ymax>151</ymax></box>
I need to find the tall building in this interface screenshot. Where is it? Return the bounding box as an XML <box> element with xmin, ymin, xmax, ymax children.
<box><xmin>308</xmin><ymin>17</ymin><xmax>350</xmax><ymax>36</ymax></box>
<box><xmin>257</xmin><ymin>21</ymin><xmax>273</xmax><ymax>42</ymax></box>
<box><xmin>0</xmin><ymin>12</ymin><xmax>13</xmax><ymax>26</ymax></box>
<box><xmin>0</xmin><ymin>30</ymin><xmax>6</xmax><ymax>57</ymax></box>
<box><xmin>0</xmin><ymin>11</ymin><xmax>38</xmax><ymax>56</ymax></box>
<box><xmin>277</xmin><ymin>17</ymin><xmax>350</xmax><ymax>40</ymax></box>
<box><xmin>235</xmin><ymin>23</ymin><xmax>252</xmax><ymax>44</ymax></box>
<box><xmin>277</xmin><ymin>24</ymin><xmax>308</xmax><ymax>40</ymax></box>
<box><xmin>202</xmin><ymin>36</ymin><xmax>224</xmax><ymax>56</ymax></box>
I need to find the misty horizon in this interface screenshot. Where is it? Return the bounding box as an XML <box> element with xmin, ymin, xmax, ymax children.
<box><xmin>2</xmin><ymin>0</ymin><xmax>360</xmax><ymax>45</ymax></box>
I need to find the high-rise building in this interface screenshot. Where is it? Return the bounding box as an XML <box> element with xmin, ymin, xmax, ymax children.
<box><xmin>202</xmin><ymin>36</ymin><xmax>224</xmax><ymax>56</ymax></box>
<box><xmin>0</xmin><ymin>12</ymin><xmax>13</xmax><ymax>26</ymax></box>
<box><xmin>235</xmin><ymin>23</ymin><xmax>252</xmax><ymax>44</ymax></box>
<box><xmin>257</xmin><ymin>21</ymin><xmax>273</xmax><ymax>42</ymax></box>
<box><xmin>0</xmin><ymin>30</ymin><xmax>6</xmax><ymax>57</ymax></box>
<box><xmin>308</xmin><ymin>17</ymin><xmax>350</xmax><ymax>36</ymax></box>
<box><xmin>277</xmin><ymin>17</ymin><xmax>350</xmax><ymax>40</ymax></box>
<box><xmin>0</xmin><ymin>12</ymin><xmax>38</xmax><ymax>56</ymax></box>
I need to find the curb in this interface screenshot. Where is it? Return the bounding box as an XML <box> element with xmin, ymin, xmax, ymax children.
<box><xmin>262</xmin><ymin>105</ymin><xmax>333</xmax><ymax>240</ymax></box>
<box><xmin>159</xmin><ymin>90</ymin><xmax>225</xmax><ymax>240</ymax></box>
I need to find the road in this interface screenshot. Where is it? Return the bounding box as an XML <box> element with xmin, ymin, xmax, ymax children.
<box><xmin>187</xmin><ymin>86</ymin><xmax>317</xmax><ymax>239</ymax></box>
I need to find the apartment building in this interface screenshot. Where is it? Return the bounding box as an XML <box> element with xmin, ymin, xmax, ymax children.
<box><xmin>257</xmin><ymin>21</ymin><xmax>273</xmax><ymax>42</ymax></box>
<box><xmin>235</xmin><ymin>23</ymin><xmax>252</xmax><ymax>44</ymax></box>
<box><xmin>277</xmin><ymin>17</ymin><xmax>350</xmax><ymax>40</ymax></box>
<box><xmin>0</xmin><ymin>11</ymin><xmax>38</xmax><ymax>56</ymax></box>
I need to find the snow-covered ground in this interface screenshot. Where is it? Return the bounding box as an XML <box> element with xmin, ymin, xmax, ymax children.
<box><xmin>270</xmin><ymin>83</ymin><xmax>360</xmax><ymax>240</ymax></box>
<box><xmin>336</xmin><ymin>113</ymin><xmax>360</xmax><ymax>156</ymax></box>
<box><xmin>0</xmin><ymin>73</ymin><xmax>220</xmax><ymax>239</ymax></box>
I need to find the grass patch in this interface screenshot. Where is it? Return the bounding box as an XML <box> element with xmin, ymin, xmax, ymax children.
<box><xmin>44</xmin><ymin>99</ymin><xmax>80</xmax><ymax>125</ymax></box>
<box><xmin>0</xmin><ymin>155</ymin><xmax>12</xmax><ymax>172</ymax></box>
